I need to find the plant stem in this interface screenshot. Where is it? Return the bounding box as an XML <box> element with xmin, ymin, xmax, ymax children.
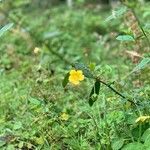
<box><xmin>132</xmin><ymin>10</ymin><xmax>150</xmax><ymax>48</ymax></box>
<box><xmin>95</xmin><ymin>77</ymin><xmax>137</xmax><ymax>106</ymax></box>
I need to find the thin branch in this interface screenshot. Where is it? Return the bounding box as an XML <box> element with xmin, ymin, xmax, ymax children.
<box><xmin>95</xmin><ymin>77</ymin><xmax>138</xmax><ymax>106</ymax></box>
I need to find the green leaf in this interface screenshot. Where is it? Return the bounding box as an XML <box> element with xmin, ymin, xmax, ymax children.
<box><xmin>6</xmin><ymin>144</ymin><xmax>15</xmax><ymax>150</ymax></box>
<box><xmin>111</xmin><ymin>138</ymin><xmax>124</xmax><ymax>150</ymax></box>
<box><xmin>142</xmin><ymin>128</ymin><xmax>150</xmax><ymax>142</ymax></box>
<box><xmin>62</xmin><ymin>72</ymin><xmax>69</xmax><ymax>88</ymax></box>
<box><xmin>122</xmin><ymin>142</ymin><xmax>143</xmax><ymax>150</ymax></box>
<box><xmin>116</xmin><ymin>35</ymin><xmax>135</xmax><ymax>41</ymax></box>
<box><xmin>143</xmin><ymin>23</ymin><xmax>150</xmax><ymax>30</ymax></box>
<box><xmin>132</xmin><ymin>58</ymin><xmax>150</xmax><ymax>73</ymax></box>
<box><xmin>142</xmin><ymin>128</ymin><xmax>150</xmax><ymax>150</ymax></box>
<box><xmin>29</xmin><ymin>97</ymin><xmax>41</xmax><ymax>105</ymax></box>
<box><xmin>89</xmin><ymin>80</ymin><xmax>100</xmax><ymax>106</ymax></box>
<box><xmin>105</xmin><ymin>6</ymin><xmax>127</xmax><ymax>22</ymax></box>
<box><xmin>144</xmin><ymin>136</ymin><xmax>150</xmax><ymax>150</ymax></box>
<box><xmin>144</xmin><ymin>142</ymin><xmax>150</xmax><ymax>150</ymax></box>
<box><xmin>89</xmin><ymin>62</ymin><xmax>96</xmax><ymax>71</ymax></box>
<box><xmin>13</xmin><ymin>0</ymin><xmax>30</xmax><ymax>7</ymax></box>
<box><xmin>74</xmin><ymin>62</ymin><xmax>94</xmax><ymax>78</ymax></box>
<box><xmin>43</xmin><ymin>30</ymin><xmax>61</xmax><ymax>39</ymax></box>
<box><xmin>0</xmin><ymin>23</ymin><xmax>14</xmax><ymax>37</ymax></box>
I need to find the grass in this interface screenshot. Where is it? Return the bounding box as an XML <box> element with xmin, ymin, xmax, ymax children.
<box><xmin>0</xmin><ymin>1</ymin><xmax>150</xmax><ymax>150</ymax></box>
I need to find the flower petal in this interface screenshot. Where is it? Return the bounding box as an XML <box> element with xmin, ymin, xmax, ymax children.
<box><xmin>69</xmin><ymin>69</ymin><xmax>84</xmax><ymax>85</ymax></box>
<box><xmin>70</xmin><ymin>70</ymin><xmax>76</xmax><ymax>75</ymax></box>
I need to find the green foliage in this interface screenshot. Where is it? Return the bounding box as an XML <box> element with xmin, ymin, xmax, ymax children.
<box><xmin>0</xmin><ymin>0</ymin><xmax>150</xmax><ymax>149</ymax></box>
<box><xmin>105</xmin><ymin>6</ymin><xmax>127</xmax><ymax>22</ymax></box>
<box><xmin>89</xmin><ymin>80</ymin><xmax>101</xmax><ymax>106</ymax></box>
<box><xmin>62</xmin><ymin>72</ymin><xmax>69</xmax><ymax>88</ymax></box>
<box><xmin>116</xmin><ymin>35</ymin><xmax>135</xmax><ymax>41</ymax></box>
<box><xmin>111</xmin><ymin>138</ymin><xmax>124</xmax><ymax>150</ymax></box>
<box><xmin>132</xmin><ymin>57</ymin><xmax>150</xmax><ymax>73</ymax></box>
<box><xmin>142</xmin><ymin>128</ymin><xmax>150</xmax><ymax>143</ymax></box>
<box><xmin>122</xmin><ymin>142</ymin><xmax>143</xmax><ymax>150</ymax></box>
<box><xmin>74</xmin><ymin>62</ymin><xmax>94</xmax><ymax>78</ymax></box>
<box><xmin>0</xmin><ymin>23</ymin><xmax>13</xmax><ymax>37</ymax></box>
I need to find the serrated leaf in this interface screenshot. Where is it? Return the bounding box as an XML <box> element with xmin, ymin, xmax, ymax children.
<box><xmin>62</xmin><ymin>72</ymin><xmax>69</xmax><ymax>88</ymax></box>
<box><xmin>122</xmin><ymin>142</ymin><xmax>143</xmax><ymax>150</ymax></box>
<box><xmin>111</xmin><ymin>138</ymin><xmax>124</xmax><ymax>150</ymax></box>
<box><xmin>0</xmin><ymin>23</ymin><xmax>14</xmax><ymax>37</ymax></box>
<box><xmin>74</xmin><ymin>62</ymin><xmax>94</xmax><ymax>78</ymax></box>
<box><xmin>132</xmin><ymin>58</ymin><xmax>150</xmax><ymax>73</ymax></box>
<box><xmin>89</xmin><ymin>80</ymin><xmax>100</xmax><ymax>106</ymax></box>
<box><xmin>116</xmin><ymin>35</ymin><xmax>135</xmax><ymax>41</ymax></box>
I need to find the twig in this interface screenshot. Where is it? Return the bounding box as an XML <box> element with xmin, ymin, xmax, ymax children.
<box><xmin>95</xmin><ymin>77</ymin><xmax>138</xmax><ymax>106</ymax></box>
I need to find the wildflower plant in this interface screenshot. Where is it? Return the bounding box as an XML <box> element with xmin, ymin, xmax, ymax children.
<box><xmin>62</xmin><ymin>62</ymin><xmax>138</xmax><ymax>107</ymax></box>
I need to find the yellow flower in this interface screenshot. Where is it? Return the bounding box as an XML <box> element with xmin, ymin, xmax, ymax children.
<box><xmin>135</xmin><ymin>116</ymin><xmax>150</xmax><ymax>123</ymax></box>
<box><xmin>60</xmin><ymin>113</ymin><xmax>69</xmax><ymax>121</ymax></box>
<box><xmin>69</xmin><ymin>70</ymin><xmax>84</xmax><ymax>85</ymax></box>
